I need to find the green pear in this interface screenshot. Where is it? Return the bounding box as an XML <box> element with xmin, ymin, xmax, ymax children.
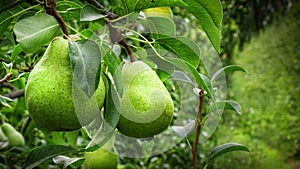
<box><xmin>25</xmin><ymin>36</ymin><xmax>105</xmax><ymax>131</ymax></box>
<box><xmin>83</xmin><ymin>138</ymin><xmax>118</xmax><ymax>169</ymax></box>
<box><xmin>117</xmin><ymin>61</ymin><xmax>174</xmax><ymax>138</ymax></box>
<box><xmin>1</xmin><ymin>123</ymin><xmax>25</xmax><ymax>147</ymax></box>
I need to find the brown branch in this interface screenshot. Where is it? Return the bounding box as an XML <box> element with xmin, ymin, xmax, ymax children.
<box><xmin>1</xmin><ymin>82</ymin><xmax>16</xmax><ymax>90</ymax></box>
<box><xmin>4</xmin><ymin>90</ymin><xmax>25</xmax><ymax>99</ymax></box>
<box><xmin>119</xmin><ymin>40</ymin><xmax>135</xmax><ymax>63</ymax></box>
<box><xmin>0</xmin><ymin>73</ymin><xmax>13</xmax><ymax>83</ymax></box>
<box><xmin>2</xmin><ymin>82</ymin><xmax>25</xmax><ymax>99</ymax></box>
<box><xmin>85</xmin><ymin>0</ymin><xmax>119</xmax><ymax>20</ymax></box>
<box><xmin>192</xmin><ymin>89</ymin><xmax>205</xmax><ymax>169</ymax></box>
<box><xmin>45</xmin><ymin>0</ymin><xmax>68</xmax><ymax>38</ymax></box>
<box><xmin>86</xmin><ymin>0</ymin><xmax>135</xmax><ymax>62</ymax></box>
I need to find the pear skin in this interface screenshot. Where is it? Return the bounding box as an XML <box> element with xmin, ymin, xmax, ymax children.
<box><xmin>25</xmin><ymin>37</ymin><xmax>105</xmax><ymax>131</ymax></box>
<box><xmin>117</xmin><ymin>61</ymin><xmax>174</xmax><ymax>138</ymax></box>
<box><xmin>83</xmin><ymin>136</ymin><xmax>118</xmax><ymax>169</ymax></box>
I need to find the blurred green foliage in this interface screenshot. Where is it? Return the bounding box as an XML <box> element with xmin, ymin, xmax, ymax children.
<box><xmin>211</xmin><ymin>3</ymin><xmax>300</xmax><ymax>169</ymax></box>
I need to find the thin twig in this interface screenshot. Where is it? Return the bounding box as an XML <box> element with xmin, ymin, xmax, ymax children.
<box><xmin>0</xmin><ymin>73</ymin><xmax>13</xmax><ymax>83</ymax></box>
<box><xmin>4</xmin><ymin>90</ymin><xmax>25</xmax><ymax>99</ymax></box>
<box><xmin>45</xmin><ymin>0</ymin><xmax>68</xmax><ymax>38</ymax></box>
<box><xmin>1</xmin><ymin>82</ymin><xmax>25</xmax><ymax>99</ymax></box>
<box><xmin>192</xmin><ymin>89</ymin><xmax>205</xmax><ymax>169</ymax></box>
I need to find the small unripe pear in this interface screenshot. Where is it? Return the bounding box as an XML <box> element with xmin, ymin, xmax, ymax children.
<box><xmin>117</xmin><ymin>61</ymin><xmax>174</xmax><ymax>138</ymax></box>
<box><xmin>1</xmin><ymin>123</ymin><xmax>25</xmax><ymax>147</ymax></box>
<box><xmin>83</xmin><ymin>138</ymin><xmax>118</xmax><ymax>169</ymax></box>
<box><xmin>25</xmin><ymin>36</ymin><xmax>105</xmax><ymax>131</ymax></box>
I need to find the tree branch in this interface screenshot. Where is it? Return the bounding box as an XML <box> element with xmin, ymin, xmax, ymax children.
<box><xmin>85</xmin><ymin>0</ymin><xmax>119</xmax><ymax>20</ymax></box>
<box><xmin>2</xmin><ymin>82</ymin><xmax>25</xmax><ymax>99</ymax></box>
<box><xmin>192</xmin><ymin>89</ymin><xmax>205</xmax><ymax>169</ymax></box>
<box><xmin>86</xmin><ymin>0</ymin><xmax>135</xmax><ymax>62</ymax></box>
<box><xmin>44</xmin><ymin>0</ymin><xmax>68</xmax><ymax>38</ymax></box>
<box><xmin>0</xmin><ymin>73</ymin><xmax>13</xmax><ymax>83</ymax></box>
<box><xmin>4</xmin><ymin>90</ymin><xmax>25</xmax><ymax>99</ymax></box>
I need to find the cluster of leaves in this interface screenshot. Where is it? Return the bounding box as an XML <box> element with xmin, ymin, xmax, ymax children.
<box><xmin>1</xmin><ymin>0</ymin><xmax>250</xmax><ymax>168</ymax></box>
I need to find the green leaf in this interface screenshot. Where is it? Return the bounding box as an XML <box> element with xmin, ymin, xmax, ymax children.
<box><xmin>123</xmin><ymin>0</ymin><xmax>186</xmax><ymax>13</ymax></box>
<box><xmin>146</xmin><ymin>17</ymin><xmax>176</xmax><ymax>39</ymax></box>
<box><xmin>166</xmin><ymin>58</ymin><xmax>214</xmax><ymax>100</ymax></box>
<box><xmin>147</xmin><ymin>51</ymin><xmax>175</xmax><ymax>81</ymax></box>
<box><xmin>211</xmin><ymin>65</ymin><xmax>247</xmax><ymax>81</ymax></box>
<box><xmin>206</xmin><ymin>143</ymin><xmax>250</xmax><ymax>165</ymax></box>
<box><xmin>68</xmin><ymin>39</ymin><xmax>102</xmax><ymax>97</ymax></box>
<box><xmin>102</xmin><ymin>43</ymin><xmax>121</xmax><ymax>75</ymax></box>
<box><xmin>13</xmin><ymin>13</ymin><xmax>60</xmax><ymax>53</ymax></box>
<box><xmin>56</xmin><ymin>1</ymin><xmax>82</xmax><ymax>21</ymax></box>
<box><xmin>11</xmin><ymin>44</ymin><xmax>23</xmax><ymax>62</ymax></box>
<box><xmin>0</xmin><ymin>0</ymin><xmax>22</xmax><ymax>13</ymax></box>
<box><xmin>207</xmin><ymin>100</ymin><xmax>242</xmax><ymax>115</ymax></box>
<box><xmin>0</xmin><ymin>2</ymin><xmax>31</xmax><ymax>36</ymax></box>
<box><xmin>184</xmin><ymin>0</ymin><xmax>223</xmax><ymax>53</ymax></box>
<box><xmin>80</xmin><ymin>4</ymin><xmax>105</xmax><ymax>21</ymax></box>
<box><xmin>24</xmin><ymin>145</ymin><xmax>77</xmax><ymax>169</ymax></box>
<box><xmin>103</xmin><ymin>73</ymin><xmax>120</xmax><ymax>129</ymax></box>
<box><xmin>157</xmin><ymin>37</ymin><xmax>201</xmax><ymax>68</ymax></box>
<box><xmin>0</xmin><ymin>95</ymin><xmax>13</xmax><ymax>108</ymax></box>
<box><xmin>52</xmin><ymin>155</ymin><xmax>84</xmax><ymax>169</ymax></box>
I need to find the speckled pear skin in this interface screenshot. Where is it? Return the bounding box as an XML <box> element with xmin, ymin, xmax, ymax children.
<box><xmin>117</xmin><ymin>61</ymin><xmax>174</xmax><ymax>138</ymax></box>
<box><xmin>25</xmin><ymin>37</ymin><xmax>105</xmax><ymax>131</ymax></box>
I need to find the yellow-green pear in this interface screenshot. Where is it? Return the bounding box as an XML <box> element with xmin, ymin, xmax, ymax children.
<box><xmin>143</xmin><ymin>7</ymin><xmax>173</xmax><ymax>19</ymax></box>
<box><xmin>117</xmin><ymin>61</ymin><xmax>174</xmax><ymax>138</ymax></box>
<box><xmin>83</xmin><ymin>138</ymin><xmax>118</xmax><ymax>169</ymax></box>
<box><xmin>1</xmin><ymin>123</ymin><xmax>25</xmax><ymax>147</ymax></box>
<box><xmin>25</xmin><ymin>36</ymin><xmax>105</xmax><ymax>131</ymax></box>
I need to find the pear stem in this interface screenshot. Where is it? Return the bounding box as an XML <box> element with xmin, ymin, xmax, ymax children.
<box><xmin>192</xmin><ymin>89</ymin><xmax>205</xmax><ymax>169</ymax></box>
<box><xmin>44</xmin><ymin>0</ymin><xmax>68</xmax><ymax>38</ymax></box>
<box><xmin>86</xmin><ymin>0</ymin><xmax>135</xmax><ymax>62</ymax></box>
